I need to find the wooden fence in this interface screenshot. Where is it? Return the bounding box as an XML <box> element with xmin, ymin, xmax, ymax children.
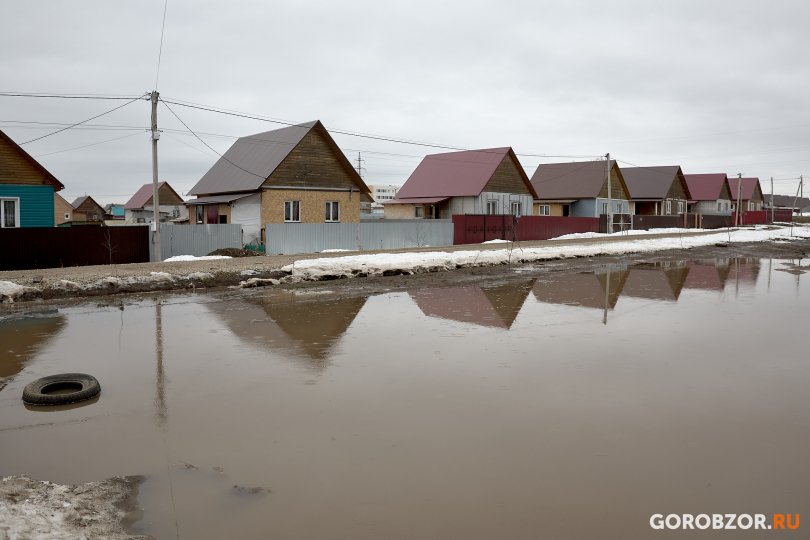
<box><xmin>0</xmin><ymin>226</ymin><xmax>150</xmax><ymax>270</ymax></box>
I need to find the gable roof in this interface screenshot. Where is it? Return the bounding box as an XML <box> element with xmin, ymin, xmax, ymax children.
<box><xmin>683</xmin><ymin>173</ymin><xmax>729</xmax><ymax>201</ymax></box>
<box><xmin>529</xmin><ymin>160</ymin><xmax>617</xmax><ymax>199</ymax></box>
<box><xmin>726</xmin><ymin>177</ymin><xmax>760</xmax><ymax>200</ymax></box>
<box><xmin>621</xmin><ymin>165</ymin><xmax>684</xmax><ymax>200</ymax></box>
<box><xmin>394</xmin><ymin>147</ymin><xmax>537</xmax><ymax>199</ymax></box>
<box><xmin>188</xmin><ymin>120</ymin><xmax>370</xmax><ymax>197</ymax></box>
<box><xmin>125</xmin><ymin>181</ymin><xmax>183</xmax><ymax>209</ymax></box>
<box><xmin>0</xmin><ymin>129</ymin><xmax>64</xmax><ymax>190</ymax></box>
<box><xmin>765</xmin><ymin>194</ymin><xmax>810</xmax><ymax>210</ymax></box>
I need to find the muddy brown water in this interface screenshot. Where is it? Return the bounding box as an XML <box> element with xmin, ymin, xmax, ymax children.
<box><xmin>1</xmin><ymin>256</ymin><xmax>807</xmax><ymax>539</ymax></box>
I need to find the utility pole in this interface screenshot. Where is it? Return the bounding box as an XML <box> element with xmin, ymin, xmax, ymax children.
<box><xmin>770</xmin><ymin>177</ymin><xmax>774</xmax><ymax>223</ymax></box>
<box><xmin>605</xmin><ymin>153</ymin><xmax>612</xmax><ymax>233</ymax></box>
<box><xmin>355</xmin><ymin>152</ymin><xmax>365</xmax><ymax>179</ymax></box>
<box><xmin>735</xmin><ymin>173</ymin><xmax>743</xmax><ymax>227</ymax></box>
<box><xmin>150</xmin><ymin>91</ymin><xmax>161</xmax><ymax>262</ymax></box>
<box><xmin>801</xmin><ymin>175</ymin><xmax>804</xmax><ymax>217</ymax></box>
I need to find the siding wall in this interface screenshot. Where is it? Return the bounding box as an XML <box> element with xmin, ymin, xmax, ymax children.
<box><xmin>54</xmin><ymin>193</ymin><xmax>73</xmax><ymax>225</ymax></box>
<box><xmin>157</xmin><ymin>224</ymin><xmax>243</xmax><ymax>261</ymax></box>
<box><xmin>694</xmin><ymin>200</ymin><xmax>732</xmax><ymax>215</ymax></box>
<box><xmin>0</xmin><ymin>184</ymin><xmax>55</xmax><ymax>227</ymax></box>
<box><xmin>262</xmin><ymin>189</ymin><xmax>361</xmax><ymax>225</ymax></box>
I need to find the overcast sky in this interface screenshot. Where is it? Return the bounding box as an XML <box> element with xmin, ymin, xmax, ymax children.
<box><xmin>2</xmin><ymin>0</ymin><xmax>809</xmax><ymax>205</ymax></box>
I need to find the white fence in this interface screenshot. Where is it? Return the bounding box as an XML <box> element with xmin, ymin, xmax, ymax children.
<box><xmin>265</xmin><ymin>220</ymin><xmax>454</xmax><ymax>255</ymax></box>
<box><xmin>153</xmin><ymin>224</ymin><xmax>243</xmax><ymax>261</ymax></box>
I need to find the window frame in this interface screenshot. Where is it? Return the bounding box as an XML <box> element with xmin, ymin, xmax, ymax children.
<box><xmin>601</xmin><ymin>202</ymin><xmax>608</xmax><ymax>215</ymax></box>
<box><xmin>539</xmin><ymin>204</ymin><xmax>550</xmax><ymax>216</ymax></box>
<box><xmin>195</xmin><ymin>205</ymin><xmax>204</xmax><ymax>224</ymax></box>
<box><xmin>665</xmin><ymin>200</ymin><xmax>672</xmax><ymax>214</ymax></box>
<box><xmin>325</xmin><ymin>201</ymin><xmax>340</xmax><ymax>222</ymax></box>
<box><xmin>510</xmin><ymin>201</ymin><xmax>522</xmax><ymax>217</ymax></box>
<box><xmin>284</xmin><ymin>200</ymin><xmax>301</xmax><ymax>223</ymax></box>
<box><xmin>486</xmin><ymin>200</ymin><xmax>498</xmax><ymax>215</ymax></box>
<box><xmin>1</xmin><ymin>197</ymin><xmax>20</xmax><ymax>228</ymax></box>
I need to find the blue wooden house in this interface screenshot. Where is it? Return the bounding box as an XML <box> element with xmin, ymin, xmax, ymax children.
<box><xmin>0</xmin><ymin>129</ymin><xmax>64</xmax><ymax>228</ymax></box>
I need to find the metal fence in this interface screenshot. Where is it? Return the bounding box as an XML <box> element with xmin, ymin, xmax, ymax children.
<box><xmin>265</xmin><ymin>220</ymin><xmax>454</xmax><ymax>255</ymax></box>
<box><xmin>452</xmin><ymin>215</ymin><xmax>601</xmax><ymax>244</ymax></box>
<box><xmin>0</xmin><ymin>225</ymin><xmax>150</xmax><ymax>270</ymax></box>
<box><xmin>157</xmin><ymin>224</ymin><xmax>243</xmax><ymax>260</ymax></box>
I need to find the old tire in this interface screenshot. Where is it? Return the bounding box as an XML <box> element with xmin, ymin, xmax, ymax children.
<box><xmin>22</xmin><ymin>373</ymin><xmax>100</xmax><ymax>406</ymax></box>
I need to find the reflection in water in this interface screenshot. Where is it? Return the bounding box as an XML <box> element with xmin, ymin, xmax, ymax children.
<box><xmin>409</xmin><ymin>280</ymin><xmax>534</xmax><ymax>329</ymax></box>
<box><xmin>683</xmin><ymin>259</ymin><xmax>729</xmax><ymax>291</ymax></box>
<box><xmin>155</xmin><ymin>300</ymin><xmax>167</xmax><ymax>425</ymax></box>
<box><xmin>0</xmin><ymin>312</ymin><xmax>66</xmax><ymax>389</ymax></box>
<box><xmin>207</xmin><ymin>291</ymin><xmax>368</xmax><ymax>366</ymax></box>
<box><xmin>621</xmin><ymin>262</ymin><xmax>688</xmax><ymax>302</ymax></box>
<box><xmin>533</xmin><ymin>265</ymin><xmax>629</xmax><ymax>311</ymax></box>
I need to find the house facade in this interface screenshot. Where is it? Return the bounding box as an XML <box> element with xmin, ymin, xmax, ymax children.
<box><xmin>727</xmin><ymin>177</ymin><xmax>764</xmax><ymax>212</ymax></box>
<box><xmin>683</xmin><ymin>174</ymin><xmax>733</xmax><ymax>215</ymax></box>
<box><xmin>187</xmin><ymin>121</ymin><xmax>372</xmax><ymax>246</ymax></box>
<box><xmin>384</xmin><ymin>147</ymin><xmax>536</xmax><ymax>219</ymax></box>
<box><xmin>54</xmin><ymin>192</ymin><xmax>73</xmax><ymax>225</ymax></box>
<box><xmin>621</xmin><ymin>165</ymin><xmax>690</xmax><ymax>215</ymax></box>
<box><xmin>71</xmin><ymin>196</ymin><xmax>106</xmax><ymax>222</ymax></box>
<box><xmin>530</xmin><ymin>160</ymin><xmax>630</xmax><ymax>218</ymax></box>
<box><xmin>125</xmin><ymin>181</ymin><xmax>187</xmax><ymax>224</ymax></box>
<box><xmin>0</xmin><ymin>129</ymin><xmax>64</xmax><ymax>228</ymax></box>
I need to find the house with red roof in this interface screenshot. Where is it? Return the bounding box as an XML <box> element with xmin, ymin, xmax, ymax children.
<box><xmin>621</xmin><ymin>166</ymin><xmax>690</xmax><ymax>216</ymax></box>
<box><xmin>683</xmin><ymin>174</ymin><xmax>733</xmax><ymax>215</ymax></box>
<box><xmin>529</xmin><ymin>160</ymin><xmax>629</xmax><ymax>218</ymax></box>
<box><xmin>727</xmin><ymin>177</ymin><xmax>764</xmax><ymax>212</ymax></box>
<box><xmin>124</xmin><ymin>181</ymin><xmax>187</xmax><ymax>224</ymax></box>
<box><xmin>384</xmin><ymin>147</ymin><xmax>537</xmax><ymax>219</ymax></box>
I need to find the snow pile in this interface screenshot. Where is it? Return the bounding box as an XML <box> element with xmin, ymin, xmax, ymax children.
<box><xmin>281</xmin><ymin>225</ymin><xmax>810</xmax><ymax>281</ymax></box>
<box><xmin>481</xmin><ymin>239</ymin><xmax>510</xmax><ymax>244</ymax></box>
<box><xmin>552</xmin><ymin>227</ymin><xmax>712</xmax><ymax>240</ymax></box>
<box><xmin>163</xmin><ymin>255</ymin><xmax>231</xmax><ymax>262</ymax></box>
<box><xmin>0</xmin><ymin>475</ymin><xmax>145</xmax><ymax>539</ymax></box>
<box><xmin>319</xmin><ymin>248</ymin><xmax>354</xmax><ymax>253</ymax></box>
<box><xmin>184</xmin><ymin>272</ymin><xmax>214</xmax><ymax>280</ymax></box>
<box><xmin>239</xmin><ymin>277</ymin><xmax>281</xmax><ymax>288</ymax></box>
<box><xmin>0</xmin><ymin>281</ymin><xmax>34</xmax><ymax>303</ymax></box>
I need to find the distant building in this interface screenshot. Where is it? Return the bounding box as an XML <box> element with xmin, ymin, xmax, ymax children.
<box><xmin>763</xmin><ymin>194</ymin><xmax>809</xmax><ymax>214</ymax></box>
<box><xmin>727</xmin><ymin>177</ymin><xmax>764</xmax><ymax>212</ymax></box>
<box><xmin>683</xmin><ymin>174</ymin><xmax>733</xmax><ymax>215</ymax></box>
<box><xmin>104</xmin><ymin>203</ymin><xmax>126</xmax><ymax>220</ymax></box>
<box><xmin>124</xmin><ymin>182</ymin><xmax>187</xmax><ymax>224</ymax></box>
<box><xmin>71</xmin><ymin>195</ymin><xmax>106</xmax><ymax>222</ymax></box>
<box><xmin>54</xmin><ymin>192</ymin><xmax>74</xmax><ymax>226</ymax></box>
<box><xmin>366</xmin><ymin>184</ymin><xmax>400</xmax><ymax>213</ymax></box>
<box><xmin>530</xmin><ymin>160</ymin><xmax>629</xmax><ymax>217</ymax></box>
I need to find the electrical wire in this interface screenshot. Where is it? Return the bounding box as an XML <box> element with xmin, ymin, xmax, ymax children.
<box><xmin>18</xmin><ymin>94</ymin><xmax>148</xmax><ymax>145</ymax></box>
<box><xmin>0</xmin><ymin>92</ymin><xmax>144</xmax><ymax>100</ymax></box>
<box><xmin>33</xmin><ymin>131</ymin><xmax>148</xmax><ymax>157</ymax></box>
<box><xmin>155</xmin><ymin>0</ymin><xmax>169</xmax><ymax>90</ymax></box>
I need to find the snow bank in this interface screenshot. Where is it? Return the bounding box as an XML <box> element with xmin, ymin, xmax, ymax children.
<box><xmin>281</xmin><ymin>225</ymin><xmax>810</xmax><ymax>281</ymax></box>
<box><xmin>0</xmin><ymin>475</ymin><xmax>144</xmax><ymax>539</ymax></box>
<box><xmin>553</xmin><ymin>227</ymin><xmax>712</xmax><ymax>240</ymax></box>
<box><xmin>164</xmin><ymin>255</ymin><xmax>232</xmax><ymax>262</ymax></box>
<box><xmin>0</xmin><ymin>281</ymin><xmax>34</xmax><ymax>303</ymax></box>
<box><xmin>481</xmin><ymin>239</ymin><xmax>510</xmax><ymax>244</ymax></box>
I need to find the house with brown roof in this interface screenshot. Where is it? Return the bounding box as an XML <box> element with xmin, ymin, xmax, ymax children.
<box><xmin>529</xmin><ymin>160</ymin><xmax>630</xmax><ymax>218</ymax></box>
<box><xmin>54</xmin><ymin>192</ymin><xmax>74</xmax><ymax>225</ymax></box>
<box><xmin>764</xmin><ymin>194</ymin><xmax>810</xmax><ymax>214</ymax></box>
<box><xmin>727</xmin><ymin>177</ymin><xmax>764</xmax><ymax>212</ymax></box>
<box><xmin>384</xmin><ymin>147</ymin><xmax>537</xmax><ymax>219</ymax></box>
<box><xmin>187</xmin><ymin>120</ymin><xmax>372</xmax><ymax>246</ymax></box>
<box><xmin>0</xmin><ymin>129</ymin><xmax>65</xmax><ymax>228</ymax></box>
<box><xmin>683</xmin><ymin>174</ymin><xmax>733</xmax><ymax>215</ymax></box>
<box><xmin>124</xmin><ymin>181</ymin><xmax>187</xmax><ymax>224</ymax></box>
<box><xmin>621</xmin><ymin>166</ymin><xmax>690</xmax><ymax>216</ymax></box>
<box><xmin>71</xmin><ymin>195</ymin><xmax>105</xmax><ymax>223</ymax></box>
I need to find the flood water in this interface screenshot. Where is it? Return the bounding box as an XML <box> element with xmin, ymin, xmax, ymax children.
<box><xmin>1</xmin><ymin>256</ymin><xmax>808</xmax><ymax>539</ymax></box>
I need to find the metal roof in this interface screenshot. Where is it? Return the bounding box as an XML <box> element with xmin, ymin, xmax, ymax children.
<box><xmin>393</xmin><ymin>147</ymin><xmax>535</xmax><ymax>199</ymax></box>
<box><xmin>124</xmin><ymin>181</ymin><xmax>183</xmax><ymax>209</ymax></box>
<box><xmin>726</xmin><ymin>177</ymin><xmax>760</xmax><ymax>200</ymax></box>
<box><xmin>383</xmin><ymin>196</ymin><xmax>449</xmax><ymax>205</ymax></box>
<box><xmin>621</xmin><ymin>165</ymin><xmax>683</xmax><ymax>200</ymax></box>
<box><xmin>529</xmin><ymin>160</ymin><xmax>615</xmax><ymax>199</ymax></box>
<box><xmin>188</xmin><ymin>121</ymin><xmax>317</xmax><ymax>196</ymax></box>
<box><xmin>683</xmin><ymin>173</ymin><xmax>728</xmax><ymax>201</ymax></box>
<box><xmin>184</xmin><ymin>192</ymin><xmax>256</xmax><ymax>205</ymax></box>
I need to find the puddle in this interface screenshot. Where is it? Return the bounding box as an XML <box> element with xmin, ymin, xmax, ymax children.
<box><xmin>0</xmin><ymin>256</ymin><xmax>807</xmax><ymax>539</ymax></box>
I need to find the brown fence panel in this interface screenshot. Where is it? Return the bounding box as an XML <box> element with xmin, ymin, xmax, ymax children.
<box><xmin>452</xmin><ymin>215</ymin><xmax>600</xmax><ymax>244</ymax></box>
<box><xmin>632</xmin><ymin>215</ymin><xmax>682</xmax><ymax>230</ymax></box>
<box><xmin>598</xmin><ymin>214</ymin><xmax>632</xmax><ymax>233</ymax></box>
<box><xmin>771</xmin><ymin>209</ymin><xmax>793</xmax><ymax>222</ymax></box>
<box><xmin>0</xmin><ymin>226</ymin><xmax>150</xmax><ymax>270</ymax></box>
<box><xmin>699</xmin><ymin>215</ymin><xmax>733</xmax><ymax>229</ymax></box>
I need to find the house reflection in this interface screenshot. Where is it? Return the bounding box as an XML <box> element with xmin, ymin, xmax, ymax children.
<box><xmin>532</xmin><ymin>266</ymin><xmax>629</xmax><ymax>310</ymax></box>
<box><xmin>683</xmin><ymin>259</ymin><xmax>730</xmax><ymax>291</ymax></box>
<box><xmin>0</xmin><ymin>311</ymin><xmax>66</xmax><ymax>388</ymax></box>
<box><xmin>621</xmin><ymin>263</ymin><xmax>689</xmax><ymax>302</ymax></box>
<box><xmin>409</xmin><ymin>280</ymin><xmax>534</xmax><ymax>329</ymax></box>
<box><xmin>206</xmin><ymin>291</ymin><xmax>368</xmax><ymax>366</ymax></box>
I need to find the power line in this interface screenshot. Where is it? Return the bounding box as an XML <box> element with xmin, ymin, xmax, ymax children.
<box><xmin>18</xmin><ymin>94</ymin><xmax>147</xmax><ymax>145</ymax></box>
<box><xmin>33</xmin><ymin>131</ymin><xmax>148</xmax><ymax>157</ymax></box>
<box><xmin>0</xmin><ymin>92</ymin><xmax>144</xmax><ymax>100</ymax></box>
<box><xmin>155</xmin><ymin>0</ymin><xmax>169</xmax><ymax>90</ymax></box>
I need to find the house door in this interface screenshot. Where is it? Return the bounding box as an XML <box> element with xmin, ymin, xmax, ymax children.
<box><xmin>562</xmin><ymin>204</ymin><xmax>570</xmax><ymax>217</ymax></box>
<box><xmin>206</xmin><ymin>205</ymin><xmax>218</xmax><ymax>224</ymax></box>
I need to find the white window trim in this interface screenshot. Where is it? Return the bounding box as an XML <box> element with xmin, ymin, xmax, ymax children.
<box><xmin>665</xmin><ymin>200</ymin><xmax>672</xmax><ymax>214</ymax></box>
<box><xmin>486</xmin><ymin>200</ymin><xmax>498</xmax><ymax>215</ymax></box>
<box><xmin>325</xmin><ymin>201</ymin><xmax>340</xmax><ymax>222</ymax></box>
<box><xmin>511</xmin><ymin>201</ymin><xmax>522</xmax><ymax>217</ymax></box>
<box><xmin>415</xmin><ymin>206</ymin><xmax>424</xmax><ymax>218</ymax></box>
<box><xmin>284</xmin><ymin>200</ymin><xmax>301</xmax><ymax>223</ymax></box>
<box><xmin>539</xmin><ymin>204</ymin><xmax>550</xmax><ymax>216</ymax></box>
<box><xmin>1</xmin><ymin>197</ymin><xmax>21</xmax><ymax>228</ymax></box>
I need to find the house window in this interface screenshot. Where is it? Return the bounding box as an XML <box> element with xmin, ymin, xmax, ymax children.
<box><xmin>539</xmin><ymin>205</ymin><xmax>550</xmax><ymax>216</ymax></box>
<box><xmin>601</xmin><ymin>202</ymin><xmax>608</xmax><ymax>215</ymax></box>
<box><xmin>665</xmin><ymin>200</ymin><xmax>672</xmax><ymax>214</ymax></box>
<box><xmin>511</xmin><ymin>201</ymin><xmax>522</xmax><ymax>217</ymax></box>
<box><xmin>1</xmin><ymin>198</ymin><xmax>20</xmax><ymax>228</ymax></box>
<box><xmin>284</xmin><ymin>200</ymin><xmax>300</xmax><ymax>222</ymax></box>
<box><xmin>617</xmin><ymin>202</ymin><xmax>624</xmax><ymax>214</ymax></box>
<box><xmin>196</xmin><ymin>205</ymin><xmax>204</xmax><ymax>224</ymax></box>
<box><xmin>677</xmin><ymin>201</ymin><xmax>684</xmax><ymax>214</ymax></box>
<box><xmin>325</xmin><ymin>201</ymin><xmax>340</xmax><ymax>222</ymax></box>
<box><xmin>64</xmin><ymin>213</ymin><xmax>71</xmax><ymax>220</ymax></box>
<box><xmin>219</xmin><ymin>215</ymin><xmax>228</xmax><ymax>224</ymax></box>
<box><xmin>486</xmin><ymin>200</ymin><xmax>498</xmax><ymax>215</ymax></box>
<box><xmin>717</xmin><ymin>202</ymin><xmax>721</xmax><ymax>212</ymax></box>
<box><xmin>415</xmin><ymin>206</ymin><xmax>424</xmax><ymax>218</ymax></box>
